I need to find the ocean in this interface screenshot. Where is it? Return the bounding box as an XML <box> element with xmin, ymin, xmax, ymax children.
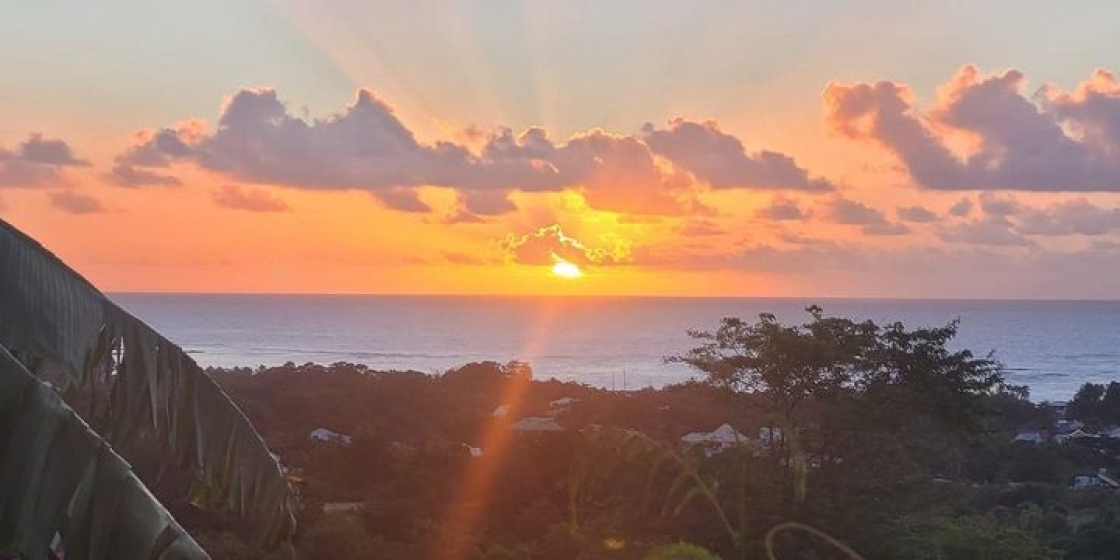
<box><xmin>110</xmin><ymin>294</ymin><xmax>1120</xmax><ymax>403</ymax></box>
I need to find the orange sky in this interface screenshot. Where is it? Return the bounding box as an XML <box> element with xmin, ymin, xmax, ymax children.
<box><xmin>6</xmin><ymin>2</ymin><xmax>1120</xmax><ymax>298</ymax></box>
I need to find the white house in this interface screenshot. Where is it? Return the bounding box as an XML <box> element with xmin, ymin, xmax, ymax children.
<box><xmin>1012</xmin><ymin>430</ymin><xmax>1046</xmax><ymax>444</ymax></box>
<box><xmin>1055</xmin><ymin>429</ymin><xmax>1098</xmax><ymax>445</ymax></box>
<box><xmin>680</xmin><ymin>423</ymin><xmax>748</xmax><ymax>456</ymax></box>
<box><xmin>310</xmin><ymin>428</ymin><xmax>354</xmax><ymax>446</ymax></box>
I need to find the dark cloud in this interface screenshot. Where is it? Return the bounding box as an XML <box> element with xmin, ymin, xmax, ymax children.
<box><xmin>896</xmin><ymin>205</ymin><xmax>937</xmax><ymax>223</ymax></box>
<box><xmin>0</xmin><ymin>134</ymin><xmax>86</xmax><ymax>188</ymax></box>
<box><xmin>1016</xmin><ymin>199</ymin><xmax>1120</xmax><ymax>235</ymax></box>
<box><xmin>978</xmin><ymin>192</ymin><xmax>1024</xmax><ymax>216</ymax></box>
<box><xmin>824</xmin><ymin>196</ymin><xmax>889</xmax><ymax>226</ymax></box>
<box><xmin>641</xmin><ymin>119</ymin><xmax>833</xmax><ymax>191</ymax></box>
<box><xmin>48</xmin><ymin>190</ymin><xmax>104</xmax><ymax>214</ymax></box>
<box><xmin>756</xmin><ymin>196</ymin><xmax>805</xmax><ymax>221</ymax></box>
<box><xmin>822</xmin><ymin>195</ymin><xmax>909</xmax><ymax>234</ymax></box>
<box><xmin>210</xmin><ymin>185</ymin><xmax>291</xmax><ymax>212</ymax></box>
<box><xmin>114</xmin><ymin>88</ymin><xmax>833</xmax><ymax>216</ymax></box>
<box><xmin>16</xmin><ymin>134</ymin><xmax>89</xmax><ymax>166</ymax></box>
<box><xmin>948</xmin><ymin>197</ymin><xmax>974</xmax><ymax>217</ymax></box>
<box><xmin>939</xmin><ymin>217</ymin><xmax>1033</xmax><ymax>247</ymax></box>
<box><xmin>825</xmin><ymin>66</ymin><xmax>1120</xmax><ymax>192</ymax></box>
<box><xmin>105</xmin><ymin>164</ymin><xmax>182</xmax><ymax>187</ymax></box>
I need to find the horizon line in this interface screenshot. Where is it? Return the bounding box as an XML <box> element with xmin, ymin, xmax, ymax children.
<box><xmin>104</xmin><ymin>291</ymin><xmax>1120</xmax><ymax>303</ymax></box>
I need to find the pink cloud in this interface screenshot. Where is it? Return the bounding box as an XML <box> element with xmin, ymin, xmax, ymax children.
<box><xmin>825</xmin><ymin>66</ymin><xmax>1120</xmax><ymax>192</ymax></box>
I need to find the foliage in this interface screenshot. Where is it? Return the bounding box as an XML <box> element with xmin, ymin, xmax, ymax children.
<box><xmin>644</xmin><ymin>542</ymin><xmax>722</xmax><ymax>560</ymax></box>
<box><xmin>0</xmin><ymin>219</ymin><xmax>296</xmax><ymax>558</ymax></box>
<box><xmin>873</xmin><ymin>513</ymin><xmax>1061</xmax><ymax>560</ymax></box>
<box><xmin>0</xmin><ymin>346</ymin><xmax>207</xmax><ymax>559</ymax></box>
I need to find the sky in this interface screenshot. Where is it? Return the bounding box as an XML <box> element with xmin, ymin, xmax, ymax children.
<box><xmin>5</xmin><ymin>0</ymin><xmax>1120</xmax><ymax>298</ymax></box>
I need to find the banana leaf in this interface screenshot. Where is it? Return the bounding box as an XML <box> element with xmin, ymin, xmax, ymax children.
<box><xmin>0</xmin><ymin>219</ymin><xmax>296</xmax><ymax>545</ymax></box>
<box><xmin>0</xmin><ymin>344</ymin><xmax>209</xmax><ymax>560</ymax></box>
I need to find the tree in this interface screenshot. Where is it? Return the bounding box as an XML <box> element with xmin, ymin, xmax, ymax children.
<box><xmin>0</xmin><ymin>219</ymin><xmax>297</xmax><ymax>559</ymax></box>
<box><xmin>668</xmin><ymin>306</ymin><xmax>877</xmax><ymax>427</ymax></box>
<box><xmin>1068</xmin><ymin>383</ymin><xmax>1106</xmax><ymax>422</ymax></box>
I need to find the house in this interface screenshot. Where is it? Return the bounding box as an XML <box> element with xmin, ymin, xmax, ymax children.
<box><xmin>1012</xmin><ymin>429</ymin><xmax>1047</xmax><ymax>444</ymax></box>
<box><xmin>680</xmin><ymin>423</ymin><xmax>748</xmax><ymax>457</ymax></box>
<box><xmin>310</xmin><ymin>427</ymin><xmax>354</xmax><ymax>446</ymax></box>
<box><xmin>758</xmin><ymin>426</ymin><xmax>784</xmax><ymax>445</ymax></box>
<box><xmin>1098</xmin><ymin>468</ymin><xmax>1120</xmax><ymax>489</ymax></box>
<box><xmin>1055</xmin><ymin>429</ymin><xmax>1098</xmax><ymax>445</ymax></box>
<box><xmin>1072</xmin><ymin>475</ymin><xmax>1099</xmax><ymax>489</ymax></box>
<box><xmin>462</xmin><ymin>443</ymin><xmax>483</xmax><ymax>458</ymax></box>
<box><xmin>1056</xmin><ymin>419</ymin><xmax>1085</xmax><ymax>433</ymax></box>
<box><xmin>510</xmin><ymin>416</ymin><xmax>565</xmax><ymax>433</ymax></box>
<box><xmin>550</xmin><ymin>397</ymin><xmax>580</xmax><ymax>408</ymax></box>
<box><xmin>1072</xmin><ymin>469</ymin><xmax>1120</xmax><ymax>490</ymax></box>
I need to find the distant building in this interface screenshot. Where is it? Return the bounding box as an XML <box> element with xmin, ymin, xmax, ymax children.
<box><xmin>681</xmin><ymin>423</ymin><xmax>748</xmax><ymax>457</ymax></box>
<box><xmin>462</xmin><ymin>443</ymin><xmax>483</xmax><ymax>458</ymax></box>
<box><xmin>510</xmin><ymin>416</ymin><xmax>565</xmax><ymax>433</ymax></box>
<box><xmin>1072</xmin><ymin>469</ymin><xmax>1120</xmax><ymax>490</ymax></box>
<box><xmin>1099</xmin><ymin>468</ymin><xmax>1120</xmax><ymax>489</ymax></box>
<box><xmin>1055</xmin><ymin>429</ymin><xmax>1098</xmax><ymax>445</ymax></box>
<box><xmin>1012</xmin><ymin>430</ymin><xmax>1047</xmax><ymax>444</ymax></box>
<box><xmin>310</xmin><ymin>427</ymin><xmax>354</xmax><ymax>446</ymax></box>
<box><xmin>758</xmin><ymin>426</ymin><xmax>784</xmax><ymax>445</ymax></box>
<box><xmin>492</xmin><ymin>404</ymin><xmax>511</xmax><ymax>418</ymax></box>
<box><xmin>550</xmin><ymin>397</ymin><xmax>580</xmax><ymax>408</ymax></box>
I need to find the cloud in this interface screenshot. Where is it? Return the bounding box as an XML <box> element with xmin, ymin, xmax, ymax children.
<box><xmin>500</xmin><ymin>224</ymin><xmax>628</xmax><ymax>267</ymax></box>
<box><xmin>0</xmin><ymin>134</ymin><xmax>86</xmax><ymax>188</ymax></box>
<box><xmin>641</xmin><ymin>119</ymin><xmax>833</xmax><ymax>191</ymax></box>
<box><xmin>825</xmin><ymin>66</ymin><xmax>1120</xmax><ymax>192</ymax></box>
<box><xmin>896</xmin><ymin>205</ymin><xmax>937</xmax><ymax>223</ymax></box>
<box><xmin>756</xmin><ymin>196</ymin><xmax>805</xmax><ymax>221</ymax></box>
<box><xmin>210</xmin><ymin>185</ymin><xmax>291</xmax><ymax>212</ymax></box>
<box><xmin>948</xmin><ymin>197</ymin><xmax>973</xmax><ymax>217</ymax></box>
<box><xmin>822</xmin><ymin>195</ymin><xmax>909</xmax><ymax>235</ymax></box>
<box><xmin>16</xmin><ymin>134</ymin><xmax>89</xmax><ymax>166</ymax></box>
<box><xmin>678</xmin><ymin>220</ymin><xmax>725</xmax><ymax>236</ymax></box>
<box><xmin>48</xmin><ymin>190</ymin><xmax>104</xmax><ymax>214</ymax></box>
<box><xmin>939</xmin><ymin>217</ymin><xmax>1033</xmax><ymax>247</ymax></box>
<box><xmin>105</xmin><ymin>164</ymin><xmax>182</xmax><ymax>187</ymax></box>
<box><xmin>1016</xmin><ymin>199</ymin><xmax>1120</xmax><ymax>235</ymax></box>
<box><xmin>978</xmin><ymin>192</ymin><xmax>1024</xmax><ymax>216</ymax></box>
<box><xmin>114</xmin><ymin>88</ymin><xmax>833</xmax><ymax>216</ymax></box>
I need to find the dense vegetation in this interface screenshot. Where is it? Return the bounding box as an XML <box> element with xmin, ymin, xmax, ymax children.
<box><xmin>160</xmin><ymin>309</ymin><xmax>1120</xmax><ymax>560</ymax></box>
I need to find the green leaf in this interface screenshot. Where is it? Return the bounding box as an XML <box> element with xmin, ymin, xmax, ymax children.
<box><xmin>0</xmin><ymin>219</ymin><xmax>296</xmax><ymax>547</ymax></box>
<box><xmin>0</xmin><ymin>344</ymin><xmax>209</xmax><ymax>560</ymax></box>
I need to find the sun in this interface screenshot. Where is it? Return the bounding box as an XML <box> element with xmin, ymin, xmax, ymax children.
<box><xmin>551</xmin><ymin>259</ymin><xmax>582</xmax><ymax>278</ymax></box>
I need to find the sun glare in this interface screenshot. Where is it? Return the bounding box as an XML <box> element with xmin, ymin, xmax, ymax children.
<box><xmin>551</xmin><ymin>259</ymin><xmax>582</xmax><ymax>278</ymax></box>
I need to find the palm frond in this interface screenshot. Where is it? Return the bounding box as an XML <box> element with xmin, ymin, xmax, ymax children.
<box><xmin>0</xmin><ymin>344</ymin><xmax>209</xmax><ymax>560</ymax></box>
<box><xmin>0</xmin><ymin>220</ymin><xmax>296</xmax><ymax>545</ymax></box>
